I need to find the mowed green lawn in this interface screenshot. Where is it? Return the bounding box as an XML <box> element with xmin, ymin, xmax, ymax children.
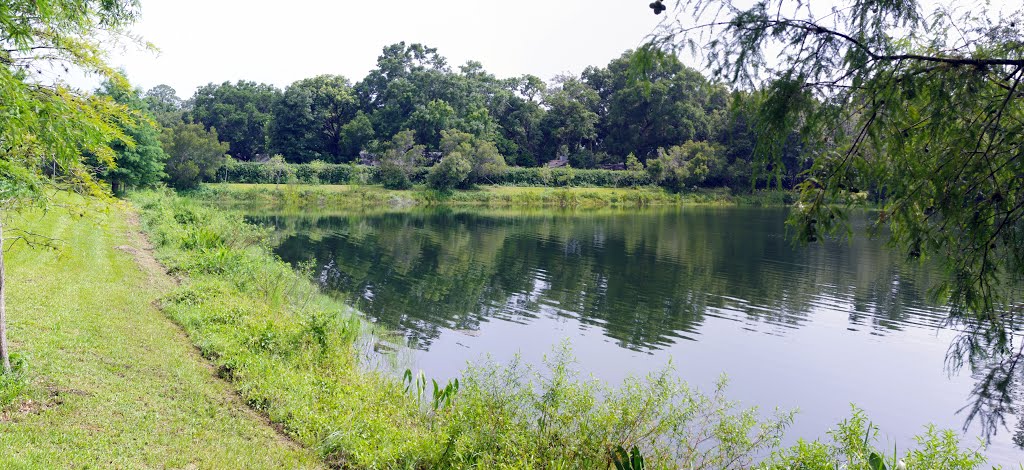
<box><xmin>0</xmin><ymin>197</ymin><xmax>320</xmax><ymax>469</ymax></box>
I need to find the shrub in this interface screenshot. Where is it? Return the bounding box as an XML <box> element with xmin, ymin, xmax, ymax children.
<box><xmin>161</xmin><ymin>122</ymin><xmax>229</xmax><ymax>190</ymax></box>
<box><xmin>265</xmin><ymin>155</ymin><xmax>296</xmax><ymax>185</ymax></box>
<box><xmin>626</xmin><ymin>153</ymin><xmax>644</xmax><ymax>172</ymax></box>
<box><xmin>497</xmin><ymin>167</ymin><xmax>652</xmax><ymax>187</ymax></box>
<box><xmin>222</xmin><ymin>161</ymin><xmax>373</xmax><ymax>185</ymax></box>
<box><xmin>219</xmin><ymin>161</ymin><xmax>652</xmax><ymax>189</ymax></box>
<box><xmin>647</xmin><ymin>141</ymin><xmax>725</xmax><ymax>192</ymax></box>
<box><xmin>439</xmin><ymin>129</ymin><xmax>508</xmax><ymax>185</ymax></box>
<box><xmin>468</xmin><ymin>139</ymin><xmax>507</xmax><ymax>184</ymax></box>
<box><xmin>378</xmin><ymin>130</ymin><xmax>425</xmax><ymax>190</ymax></box>
<box><xmin>0</xmin><ymin>353</ymin><xmax>28</xmax><ymax>407</ymax></box>
<box><xmin>377</xmin><ymin>163</ymin><xmax>411</xmax><ymax>190</ymax></box>
<box><xmin>302</xmin><ymin>160</ymin><xmax>328</xmax><ymax>184</ymax></box>
<box><xmin>426</xmin><ymin>152</ymin><xmax>472</xmax><ymax>190</ymax></box>
<box><xmin>568</xmin><ymin>147</ymin><xmax>596</xmax><ymax>169</ymax></box>
<box><xmin>758</xmin><ymin>406</ymin><xmax>988</xmax><ymax>470</ymax></box>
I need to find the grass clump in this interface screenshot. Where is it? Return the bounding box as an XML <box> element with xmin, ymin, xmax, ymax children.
<box><xmin>0</xmin><ymin>353</ymin><xmax>27</xmax><ymax>407</ymax></box>
<box><xmin>758</xmin><ymin>407</ymin><xmax>989</xmax><ymax>470</ymax></box>
<box><xmin>404</xmin><ymin>351</ymin><xmax>794</xmax><ymax>469</ymax></box>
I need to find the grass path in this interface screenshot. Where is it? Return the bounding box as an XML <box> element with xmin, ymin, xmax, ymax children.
<box><xmin>0</xmin><ymin>198</ymin><xmax>321</xmax><ymax>469</ymax></box>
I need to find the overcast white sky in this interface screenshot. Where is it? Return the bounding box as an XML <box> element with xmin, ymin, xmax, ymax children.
<box><xmin>108</xmin><ymin>0</ymin><xmax>664</xmax><ymax>98</ymax></box>
<box><xmin>100</xmin><ymin>0</ymin><xmax>1019</xmax><ymax>99</ymax></box>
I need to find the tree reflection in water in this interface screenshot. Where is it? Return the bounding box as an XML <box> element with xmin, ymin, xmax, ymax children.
<box><xmin>249</xmin><ymin>206</ymin><xmax>1021</xmax><ymax>449</ymax></box>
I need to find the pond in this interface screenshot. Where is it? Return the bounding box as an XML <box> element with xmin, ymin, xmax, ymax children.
<box><xmin>248</xmin><ymin>206</ymin><xmax>1023</xmax><ymax>465</ymax></box>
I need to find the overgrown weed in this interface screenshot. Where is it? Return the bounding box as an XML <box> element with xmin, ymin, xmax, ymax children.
<box><xmin>0</xmin><ymin>354</ymin><xmax>27</xmax><ymax>408</ymax></box>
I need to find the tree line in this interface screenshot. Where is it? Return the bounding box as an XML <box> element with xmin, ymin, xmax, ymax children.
<box><xmin>112</xmin><ymin>42</ymin><xmax>810</xmax><ymax>191</ymax></box>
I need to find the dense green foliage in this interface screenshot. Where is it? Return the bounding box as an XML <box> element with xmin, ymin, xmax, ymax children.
<box><xmin>157</xmin><ymin>43</ymin><xmax>808</xmax><ymax>193</ymax></box>
<box><xmin>188</xmin><ymin>81</ymin><xmax>278</xmax><ymax>160</ymax></box>
<box><xmin>222</xmin><ymin>161</ymin><xmax>367</xmax><ymax>185</ymax></box>
<box><xmin>267</xmin><ymin>75</ymin><xmax>360</xmax><ymax>163</ymax></box>
<box><xmin>160</xmin><ymin>123</ymin><xmax>229</xmax><ymax>190</ymax></box>
<box><xmin>426</xmin><ymin>152</ymin><xmax>472</xmax><ymax>190</ymax></box>
<box><xmin>584</xmin><ymin>54</ymin><xmax>720</xmax><ymax>159</ymax></box>
<box><xmin>377</xmin><ymin>130</ymin><xmax>425</xmax><ymax>189</ymax></box>
<box><xmin>646</xmin><ymin>141</ymin><xmax>725</xmax><ymax>191</ymax></box>
<box><xmin>0</xmin><ymin>2</ymin><xmax>141</xmax><ymax>202</ymax></box>
<box><xmin>438</xmin><ymin>129</ymin><xmax>508</xmax><ymax>187</ymax></box>
<box><xmin>143</xmin><ymin>84</ymin><xmax>186</xmax><ymax>128</ymax></box>
<box><xmin>219</xmin><ymin>161</ymin><xmax>654</xmax><ymax>188</ymax></box>
<box><xmin>93</xmin><ymin>82</ymin><xmax>168</xmax><ymax>192</ymax></box>
<box><xmin>500</xmin><ymin>166</ymin><xmax>651</xmax><ymax>187</ymax></box>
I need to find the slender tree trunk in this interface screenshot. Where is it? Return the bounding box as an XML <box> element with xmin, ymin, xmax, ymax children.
<box><xmin>0</xmin><ymin>217</ymin><xmax>10</xmax><ymax>374</ymax></box>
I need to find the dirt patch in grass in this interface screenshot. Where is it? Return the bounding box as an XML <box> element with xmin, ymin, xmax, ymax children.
<box><xmin>118</xmin><ymin>208</ymin><xmax>179</xmax><ymax>291</ymax></box>
<box><xmin>0</xmin><ymin>386</ymin><xmax>68</xmax><ymax>423</ymax></box>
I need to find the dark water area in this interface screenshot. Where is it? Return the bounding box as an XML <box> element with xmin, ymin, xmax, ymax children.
<box><xmin>248</xmin><ymin>206</ymin><xmax>1024</xmax><ymax>466</ymax></box>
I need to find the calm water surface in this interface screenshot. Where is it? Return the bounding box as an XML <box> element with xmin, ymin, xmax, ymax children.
<box><xmin>249</xmin><ymin>207</ymin><xmax>1024</xmax><ymax>465</ymax></box>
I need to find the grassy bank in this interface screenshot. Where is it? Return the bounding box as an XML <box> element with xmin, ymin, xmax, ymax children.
<box><xmin>131</xmin><ymin>189</ymin><xmax>803</xmax><ymax>468</ymax></box>
<box><xmin>125</xmin><ymin>188</ymin><xmax>992</xmax><ymax>469</ymax></box>
<box><xmin>0</xmin><ymin>194</ymin><xmax>319</xmax><ymax>468</ymax></box>
<box><xmin>190</xmin><ymin>182</ymin><xmax>794</xmax><ymax>211</ymax></box>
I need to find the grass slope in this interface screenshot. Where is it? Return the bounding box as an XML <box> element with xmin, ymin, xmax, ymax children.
<box><xmin>0</xmin><ymin>196</ymin><xmax>320</xmax><ymax>469</ymax></box>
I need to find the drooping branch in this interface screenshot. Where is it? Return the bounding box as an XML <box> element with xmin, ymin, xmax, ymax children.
<box><xmin>767</xmin><ymin>19</ymin><xmax>1024</xmax><ymax>68</ymax></box>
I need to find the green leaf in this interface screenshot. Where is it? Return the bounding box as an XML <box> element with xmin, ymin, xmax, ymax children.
<box><xmin>868</xmin><ymin>452</ymin><xmax>887</xmax><ymax>470</ymax></box>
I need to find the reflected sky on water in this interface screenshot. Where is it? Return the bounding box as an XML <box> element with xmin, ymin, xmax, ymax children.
<box><xmin>249</xmin><ymin>206</ymin><xmax>1024</xmax><ymax>466</ymax></box>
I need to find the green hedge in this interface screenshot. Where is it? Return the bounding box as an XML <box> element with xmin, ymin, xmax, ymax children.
<box><xmin>220</xmin><ymin>162</ymin><xmax>651</xmax><ymax>188</ymax></box>
<box><xmin>495</xmin><ymin>167</ymin><xmax>651</xmax><ymax>187</ymax></box>
<box><xmin>220</xmin><ymin>162</ymin><xmax>376</xmax><ymax>185</ymax></box>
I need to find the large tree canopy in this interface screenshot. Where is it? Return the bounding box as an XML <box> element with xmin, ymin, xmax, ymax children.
<box><xmin>541</xmin><ymin>76</ymin><xmax>601</xmax><ymax>158</ymax></box>
<box><xmin>184</xmin><ymin>42</ymin><xmax>771</xmax><ymax>181</ymax></box>
<box><xmin>651</xmin><ymin>0</ymin><xmax>1024</xmax><ymax>436</ymax></box>
<box><xmin>143</xmin><ymin>84</ymin><xmax>185</xmax><ymax>128</ymax></box>
<box><xmin>267</xmin><ymin>75</ymin><xmax>359</xmax><ymax>163</ymax></box>
<box><xmin>584</xmin><ymin>51</ymin><xmax>723</xmax><ymax>161</ymax></box>
<box><xmin>189</xmin><ymin>81</ymin><xmax>280</xmax><ymax>160</ymax></box>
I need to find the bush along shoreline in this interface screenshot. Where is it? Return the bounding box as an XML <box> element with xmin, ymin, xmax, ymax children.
<box><xmin>129</xmin><ymin>189</ymin><xmax>995</xmax><ymax>469</ymax></box>
<box><xmin>219</xmin><ymin>161</ymin><xmax>654</xmax><ymax>188</ymax></box>
<box><xmin>187</xmin><ymin>182</ymin><xmax>796</xmax><ymax>212</ymax></box>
